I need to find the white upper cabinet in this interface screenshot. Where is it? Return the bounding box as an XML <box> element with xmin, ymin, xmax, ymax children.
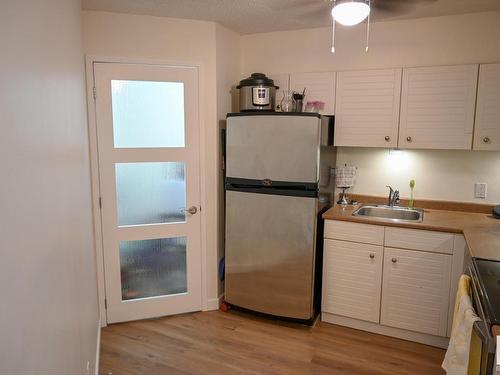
<box><xmin>289</xmin><ymin>72</ymin><xmax>336</xmax><ymax>115</ymax></box>
<box><xmin>399</xmin><ymin>64</ymin><xmax>479</xmax><ymax>150</ymax></box>
<box><xmin>474</xmin><ymin>63</ymin><xmax>500</xmax><ymax>151</ymax></box>
<box><xmin>334</xmin><ymin>69</ymin><xmax>402</xmax><ymax>148</ymax></box>
<box><xmin>270</xmin><ymin>73</ymin><xmax>290</xmax><ymax>111</ymax></box>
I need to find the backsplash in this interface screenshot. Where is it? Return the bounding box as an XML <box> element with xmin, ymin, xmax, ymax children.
<box><xmin>336</xmin><ymin>148</ymin><xmax>500</xmax><ymax>205</ymax></box>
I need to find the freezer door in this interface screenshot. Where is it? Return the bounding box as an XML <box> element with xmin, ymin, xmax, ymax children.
<box><xmin>226</xmin><ymin>115</ymin><xmax>320</xmax><ymax>183</ymax></box>
<box><xmin>225</xmin><ymin>190</ymin><xmax>317</xmax><ymax>320</ymax></box>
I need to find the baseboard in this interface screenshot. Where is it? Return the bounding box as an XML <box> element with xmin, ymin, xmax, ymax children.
<box><xmin>206</xmin><ymin>294</ymin><xmax>224</xmax><ymax>311</ymax></box>
<box><xmin>322</xmin><ymin>312</ymin><xmax>449</xmax><ymax>349</ymax></box>
<box><xmin>94</xmin><ymin>319</ymin><xmax>101</xmax><ymax>375</ymax></box>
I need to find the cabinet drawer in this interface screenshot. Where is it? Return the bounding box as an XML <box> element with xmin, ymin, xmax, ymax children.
<box><xmin>324</xmin><ymin>220</ymin><xmax>384</xmax><ymax>245</ymax></box>
<box><xmin>323</xmin><ymin>239</ymin><xmax>383</xmax><ymax>323</ymax></box>
<box><xmin>385</xmin><ymin>227</ymin><xmax>454</xmax><ymax>254</ymax></box>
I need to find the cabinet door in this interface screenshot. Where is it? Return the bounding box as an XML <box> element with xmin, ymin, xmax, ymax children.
<box><xmin>323</xmin><ymin>239</ymin><xmax>383</xmax><ymax>323</ymax></box>
<box><xmin>290</xmin><ymin>72</ymin><xmax>336</xmax><ymax>115</ymax></box>
<box><xmin>399</xmin><ymin>64</ymin><xmax>478</xmax><ymax>150</ymax></box>
<box><xmin>334</xmin><ymin>69</ymin><xmax>402</xmax><ymax>148</ymax></box>
<box><xmin>474</xmin><ymin>63</ymin><xmax>500</xmax><ymax>151</ymax></box>
<box><xmin>271</xmin><ymin>73</ymin><xmax>290</xmax><ymax>111</ymax></box>
<box><xmin>381</xmin><ymin>248</ymin><xmax>452</xmax><ymax>336</ymax></box>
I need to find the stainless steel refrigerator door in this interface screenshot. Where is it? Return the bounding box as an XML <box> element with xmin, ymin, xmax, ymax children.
<box><xmin>225</xmin><ymin>190</ymin><xmax>317</xmax><ymax>319</ymax></box>
<box><xmin>226</xmin><ymin>115</ymin><xmax>320</xmax><ymax>183</ymax></box>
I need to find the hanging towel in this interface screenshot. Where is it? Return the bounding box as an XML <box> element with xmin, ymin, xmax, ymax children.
<box><xmin>442</xmin><ymin>275</ymin><xmax>481</xmax><ymax>375</ymax></box>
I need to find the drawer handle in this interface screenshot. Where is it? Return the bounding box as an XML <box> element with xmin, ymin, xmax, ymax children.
<box><xmin>406</xmin><ymin>136</ymin><xmax>412</xmax><ymax>142</ymax></box>
<box><xmin>391</xmin><ymin>258</ymin><xmax>397</xmax><ymax>263</ymax></box>
<box><xmin>384</xmin><ymin>136</ymin><xmax>390</xmax><ymax>142</ymax></box>
<box><xmin>369</xmin><ymin>253</ymin><xmax>375</xmax><ymax>259</ymax></box>
<box><xmin>483</xmin><ymin>137</ymin><xmax>491</xmax><ymax>144</ymax></box>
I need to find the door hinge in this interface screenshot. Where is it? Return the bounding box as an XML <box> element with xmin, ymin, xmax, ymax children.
<box><xmin>98</xmin><ymin>197</ymin><xmax>102</xmax><ymax>209</ymax></box>
<box><xmin>104</xmin><ymin>298</ymin><xmax>107</xmax><ymax>309</ymax></box>
<box><xmin>92</xmin><ymin>86</ymin><xmax>96</xmax><ymax>100</ymax></box>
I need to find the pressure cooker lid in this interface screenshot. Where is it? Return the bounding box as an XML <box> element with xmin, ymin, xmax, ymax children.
<box><xmin>237</xmin><ymin>73</ymin><xmax>278</xmax><ymax>88</ymax></box>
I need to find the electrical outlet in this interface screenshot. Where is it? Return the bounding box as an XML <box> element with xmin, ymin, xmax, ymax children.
<box><xmin>474</xmin><ymin>183</ymin><xmax>487</xmax><ymax>199</ymax></box>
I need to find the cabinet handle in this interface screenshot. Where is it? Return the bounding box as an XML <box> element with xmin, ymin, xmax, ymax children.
<box><xmin>384</xmin><ymin>136</ymin><xmax>390</xmax><ymax>142</ymax></box>
<box><xmin>369</xmin><ymin>253</ymin><xmax>375</xmax><ymax>259</ymax></box>
<box><xmin>391</xmin><ymin>258</ymin><xmax>397</xmax><ymax>263</ymax></box>
<box><xmin>483</xmin><ymin>137</ymin><xmax>491</xmax><ymax>144</ymax></box>
<box><xmin>406</xmin><ymin>136</ymin><xmax>412</xmax><ymax>142</ymax></box>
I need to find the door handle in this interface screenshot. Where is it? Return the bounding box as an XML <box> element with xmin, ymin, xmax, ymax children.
<box><xmin>182</xmin><ymin>206</ymin><xmax>198</xmax><ymax>215</ymax></box>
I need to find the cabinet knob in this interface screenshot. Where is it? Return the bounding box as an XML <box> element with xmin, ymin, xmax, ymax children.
<box><xmin>384</xmin><ymin>136</ymin><xmax>390</xmax><ymax>142</ymax></box>
<box><xmin>391</xmin><ymin>258</ymin><xmax>397</xmax><ymax>263</ymax></box>
<box><xmin>406</xmin><ymin>136</ymin><xmax>412</xmax><ymax>142</ymax></box>
<box><xmin>483</xmin><ymin>137</ymin><xmax>491</xmax><ymax>144</ymax></box>
<box><xmin>369</xmin><ymin>253</ymin><xmax>375</xmax><ymax>259</ymax></box>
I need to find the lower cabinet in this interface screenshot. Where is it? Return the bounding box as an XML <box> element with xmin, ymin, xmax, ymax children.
<box><xmin>380</xmin><ymin>247</ymin><xmax>452</xmax><ymax>337</ymax></box>
<box><xmin>322</xmin><ymin>221</ymin><xmax>461</xmax><ymax>343</ymax></box>
<box><xmin>322</xmin><ymin>239</ymin><xmax>383</xmax><ymax>323</ymax></box>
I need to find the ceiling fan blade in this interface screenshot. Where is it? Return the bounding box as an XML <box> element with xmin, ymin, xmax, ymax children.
<box><xmin>372</xmin><ymin>0</ymin><xmax>438</xmax><ymax>12</ymax></box>
<box><xmin>298</xmin><ymin>6</ymin><xmax>333</xmax><ymax>21</ymax></box>
<box><xmin>267</xmin><ymin>0</ymin><xmax>332</xmax><ymax>11</ymax></box>
<box><xmin>267</xmin><ymin>0</ymin><xmax>317</xmax><ymax>10</ymax></box>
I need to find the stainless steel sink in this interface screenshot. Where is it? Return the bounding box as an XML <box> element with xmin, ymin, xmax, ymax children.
<box><xmin>352</xmin><ymin>205</ymin><xmax>424</xmax><ymax>223</ymax></box>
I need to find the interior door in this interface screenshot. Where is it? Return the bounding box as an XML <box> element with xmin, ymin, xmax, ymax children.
<box><xmin>93</xmin><ymin>62</ymin><xmax>202</xmax><ymax>323</ymax></box>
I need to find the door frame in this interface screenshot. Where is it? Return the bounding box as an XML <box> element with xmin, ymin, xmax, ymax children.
<box><xmin>85</xmin><ymin>56</ymin><xmax>211</xmax><ymax>326</ymax></box>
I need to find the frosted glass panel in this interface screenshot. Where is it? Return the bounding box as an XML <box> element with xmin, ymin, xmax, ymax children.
<box><xmin>120</xmin><ymin>237</ymin><xmax>187</xmax><ymax>301</ymax></box>
<box><xmin>111</xmin><ymin>80</ymin><xmax>185</xmax><ymax>148</ymax></box>
<box><xmin>116</xmin><ymin>162</ymin><xmax>186</xmax><ymax>226</ymax></box>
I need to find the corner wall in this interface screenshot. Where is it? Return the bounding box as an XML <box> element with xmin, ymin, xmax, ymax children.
<box><xmin>215</xmin><ymin>24</ymin><xmax>241</xmax><ymax>296</ymax></box>
<box><xmin>0</xmin><ymin>0</ymin><xmax>99</xmax><ymax>373</ymax></box>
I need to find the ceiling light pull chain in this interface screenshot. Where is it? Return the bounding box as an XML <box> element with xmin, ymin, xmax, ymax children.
<box><xmin>331</xmin><ymin>0</ymin><xmax>336</xmax><ymax>53</ymax></box>
<box><xmin>365</xmin><ymin>0</ymin><xmax>371</xmax><ymax>52</ymax></box>
<box><xmin>331</xmin><ymin>19</ymin><xmax>336</xmax><ymax>53</ymax></box>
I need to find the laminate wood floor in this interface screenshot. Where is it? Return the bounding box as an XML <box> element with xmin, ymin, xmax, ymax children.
<box><xmin>99</xmin><ymin>310</ymin><xmax>445</xmax><ymax>375</ymax></box>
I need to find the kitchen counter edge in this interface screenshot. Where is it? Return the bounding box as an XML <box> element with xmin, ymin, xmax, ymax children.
<box><xmin>323</xmin><ymin>204</ymin><xmax>500</xmax><ymax>262</ymax></box>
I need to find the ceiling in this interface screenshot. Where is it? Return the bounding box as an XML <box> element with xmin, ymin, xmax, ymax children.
<box><xmin>82</xmin><ymin>0</ymin><xmax>500</xmax><ymax>35</ymax></box>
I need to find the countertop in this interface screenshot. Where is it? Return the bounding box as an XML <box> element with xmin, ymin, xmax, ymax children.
<box><xmin>464</xmin><ymin>224</ymin><xmax>500</xmax><ymax>261</ymax></box>
<box><xmin>323</xmin><ymin>203</ymin><xmax>500</xmax><ymax>262</ymax></box>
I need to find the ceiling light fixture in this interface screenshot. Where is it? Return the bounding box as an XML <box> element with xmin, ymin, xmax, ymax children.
<box><xmin>331</xmin><ymin>0</ymin><xmax>370</xmax><ymax>26</ymax></box>
<box><xmin>330</xmin><ymin>0</ymin><xmax>371</xmax><ymax>54</ymax></box>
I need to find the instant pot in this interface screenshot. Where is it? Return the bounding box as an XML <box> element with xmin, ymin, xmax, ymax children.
<box><xmin>237</xmin><ymin>73</ymin><xmax>279</xmax><ymax>111</ymax></box>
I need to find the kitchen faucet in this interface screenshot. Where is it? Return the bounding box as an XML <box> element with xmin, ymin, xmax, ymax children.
<box><xmin>386</xmin><ymin>186</ymin><xmax>400</xmax><ymax>206</ymax></box>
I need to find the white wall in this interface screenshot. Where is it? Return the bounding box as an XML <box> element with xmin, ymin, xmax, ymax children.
<box><xmin>241</xmin><ymin>11</ymin><xmax>500</xmax><ymax>74</ymax></box>
<box><xmin>216</xmin><ymin>24</ymin><xmax>241</xmax><ymax>119</ymax></box>
<box><xmin>337</xmin><ymin>148</ymin><xmax>500</xmax><ymax>204</ymax></box>
<box><xmin>215</xmin><ymin>24</ymin><xmax>241</xmax><ymax>295</ymax></box>
<box><xmin>82</xmin><ymin>11</ymin><xmax>220</xmax><ymax>306</ymax></box>
<box><xmin>241</xmin><ymin>11</ymin><xmax>500</xmax><ymax>204</ymax></box>
<box><xmin>0</xmin><ymin>0</ymin><xmax>99</xmax><ymax>374</ymax></box>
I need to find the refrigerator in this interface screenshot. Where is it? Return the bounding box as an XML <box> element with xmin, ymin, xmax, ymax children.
<box><xmin>224</xmin><ymin>112</ymin><xmax>336</xmax><ymax>323</ymax></box>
